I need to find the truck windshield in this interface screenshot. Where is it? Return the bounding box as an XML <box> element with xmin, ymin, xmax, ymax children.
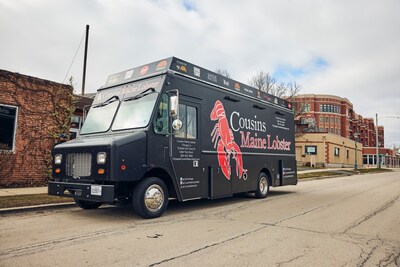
<box><xmin>112</xmin><ymin>91</ymin><xmax>158</xmax><ymax>131</ymax></box>
<box><xmin>80</xmin><ymin>96</ymin><xmax>120</xmax><ymax>134</ymax></box>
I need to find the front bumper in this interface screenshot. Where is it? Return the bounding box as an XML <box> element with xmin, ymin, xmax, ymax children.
<box><xmin>48</xmin><ymin>181</ymin><xmax>115</xmax><ymax>203</ymax></box>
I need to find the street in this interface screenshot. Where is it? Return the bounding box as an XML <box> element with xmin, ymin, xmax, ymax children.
<box><xmin>1</xmin><ymin>171</ymin><xmax>399</xmax><ymax>266</ymax></box>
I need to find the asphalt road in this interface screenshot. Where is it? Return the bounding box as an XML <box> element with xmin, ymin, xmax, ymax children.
<box><xmin>1</xmin><ymin>171</ymin><xmax>399</xmax><ymax>266</ymax></box>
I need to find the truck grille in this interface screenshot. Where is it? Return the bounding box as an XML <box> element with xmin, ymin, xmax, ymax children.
<box><xmin>66</xmin><ymin>153</ymin><xmax>92</xmax><ymax>177</ymax></box>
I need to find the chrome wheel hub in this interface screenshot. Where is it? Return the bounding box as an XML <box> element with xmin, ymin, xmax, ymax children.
<box><xmin>144</xmin><ymin>185</ymin><xmax>164</xmax><ymax>212</ymax></box>
<box><xmin>259</xmin><ymin>177</ymin><xmax>268</xmax><ymax>194</ymax></box>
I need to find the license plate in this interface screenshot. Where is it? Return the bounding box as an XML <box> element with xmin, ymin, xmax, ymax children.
<box><xmin>91</xmin><ymin>185</ymin><xmax>102</xmax><ymax>196</ymax></box>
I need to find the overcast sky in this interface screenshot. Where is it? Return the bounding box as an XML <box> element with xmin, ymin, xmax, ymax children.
<box><xmin>1</xmin><ymin>0</ymin><xmax>399</xmax><ymax>147</ymax></box>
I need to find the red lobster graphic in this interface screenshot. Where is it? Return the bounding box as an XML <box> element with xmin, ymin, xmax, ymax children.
<box><xmin>210</xmin><ymin>100</ymin><xmax>247</xmax><ymax>180</ymax></box>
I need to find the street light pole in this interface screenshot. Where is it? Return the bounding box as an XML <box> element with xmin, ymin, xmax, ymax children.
<box><xmin>375</xmin><ymin>114</ymin><xmax>400</xmax><ymax>169</ymax></box>
<box><xmin>354</xmin><ymin>133</ymin><xmax>359</xmax><ymax>171</ymax></box>
<box><xmin>376</xmin><ymin>113</ymin><xmax>379</xmax><ymax>169</ymax></box>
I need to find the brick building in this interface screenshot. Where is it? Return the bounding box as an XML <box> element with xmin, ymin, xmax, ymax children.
<box><xmin>291</xmin><ymin>94</ymin><xmax>399</xmax><ymax>167</ymax></box>
<box><xmin>0</xmin><ymin>70</ymin><xmax>73</xmax><ymax>186</ymax></box>
<box><xmin>292</xmin><ymin>94</ymin><xmax>384</xmax><ymax>146</ymax></box>
<box><xmin>296</xmin><ymin>133</ymin><xmax>363</xmax><ymax>168</ymax></box>
<box><xmin>363</xmin><ymin>147</ymin><xmax>400</xmax><ymax>168</ymax></box>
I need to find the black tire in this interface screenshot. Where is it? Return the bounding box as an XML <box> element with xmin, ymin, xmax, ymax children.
<box><xmin>75</xmin><ymin>199</ymin><xmax>102</xmax><ymax>209</ymax></box>
<box><xmin>132</xmin><ymin>177</ymin><xmax>169</xmax><ymax>219</ymax></box>
<box><xmin>255</xmin><ymin>172</ymin><xmax>269</xmax><ymax>198</ymax></box>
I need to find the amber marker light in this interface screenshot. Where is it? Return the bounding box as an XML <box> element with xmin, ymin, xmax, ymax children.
<box><xmin>98</xmin><ymin>169</ymin><xmax>105</xmax><ymax>175</ymax></box>
<box><xmin>55</xmin><ymin>168</ymin><xmax>61</xmax><ymax>173</ymax></box>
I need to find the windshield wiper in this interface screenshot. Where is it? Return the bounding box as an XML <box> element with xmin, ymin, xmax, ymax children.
<box><xmin>124</xmin><ymin>88</ymin><xmax>156</xmax><ymax>102</ymax></box>
<box><xmin>93</xmin><ymin>95</ymin><xmax>120</xmax><ymax>108</ymax></box>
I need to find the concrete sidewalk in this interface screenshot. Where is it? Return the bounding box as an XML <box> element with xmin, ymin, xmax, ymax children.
<box><xmin>0</xmin><ymin>186</ymin><xmax>74</xmax><ymax>214</ymax></box>
<box><xmin>0</xmin><ymin>186</ymin><xmax>47</xmax><ymax>197</ymax></box>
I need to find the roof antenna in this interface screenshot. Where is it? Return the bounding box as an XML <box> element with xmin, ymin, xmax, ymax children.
<box><xmin>81</xmin><ymin>24</ymin><xmax>89</xmax><ymax>96</ymax></box>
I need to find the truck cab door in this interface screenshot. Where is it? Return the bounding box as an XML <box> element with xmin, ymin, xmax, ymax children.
<box><xmin>171</xmin><ymin>99</ymin><xmax>202</xmax><ymax>200</ymax></box>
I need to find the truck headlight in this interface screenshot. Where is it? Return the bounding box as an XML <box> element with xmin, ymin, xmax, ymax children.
<box><xmin>54</xmin><ymin>154</ymin><xmax>62</xmax><ymax>165</ymax></box>
<box><xmin>97</xmin><ymin>152</ymin><xmax>107</xmax><ymax>164</ymax></box>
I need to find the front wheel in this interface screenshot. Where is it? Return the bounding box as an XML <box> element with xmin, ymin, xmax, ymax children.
<box><xmin>255</xmin><ymin>172</ymin><xmax>269</xmax><ymax>198</ymax></box>
<box><xmin>132</xmin><ymin>177</ymin><xmax>169</xmax><ymax>219</ymax></box>
<box><xmin>75</xmin><ymin>199</ymin><xmax>102</xmax><ymax>209</ymax></box>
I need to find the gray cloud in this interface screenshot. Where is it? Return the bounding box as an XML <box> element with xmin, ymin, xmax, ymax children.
<box><xmin>1</xmin><ymin>0</ymin><xmax>399</xmax><ymax>146</ymax></box>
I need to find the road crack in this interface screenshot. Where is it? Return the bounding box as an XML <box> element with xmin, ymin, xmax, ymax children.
<box><xmin>0</xmin><ymin>223</ymin><xmax>137</xmax><ymax>259</ymax></box>
<box><xmin>343</xmin><ymin>194</ymin><xmax>400</xmax><ymax>234</ymax></box>
<box><xmin>149</xmin><ymin>225</ymin><xmax>268</xmax><ymax>266</ymax></box>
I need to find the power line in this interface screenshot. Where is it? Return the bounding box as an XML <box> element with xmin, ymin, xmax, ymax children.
<box><xmin>62</xmin><ymin>29</ymin><xmax>86</xmax><ymax>85</ymax></box>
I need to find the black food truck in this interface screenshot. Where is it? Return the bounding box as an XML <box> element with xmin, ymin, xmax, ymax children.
<box><xmin>49</xmin><ymin>57</ymin><xmax>297</xmax><ymax>218</ymax></box>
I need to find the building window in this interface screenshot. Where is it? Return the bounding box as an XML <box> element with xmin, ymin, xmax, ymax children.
<box><xmin>334</xmin><ymin>147</ymin><xmax>340</xmax><ymax>156</ymax></box>
<box><xmin>347</xmin><ymin>150</ymin><xmax>349</xmax><ymax>158</ymax></box>
<box><xmin>319</xmin><ymin>116</ymin><xmax>323</xmax><ymax>123</ymax></box>
<box><xmin>301</xmin><ymin>103</ymin><xmax>310</xmax><ymax>112</ymax></box>
<box><xmin>305</xmin><ymin>145</ymin><xmax>317</xmax><ymax>155</ymax></box>
<box><xmin>0</xmin><ymin>105</ymin><xmax>18</xmax><ymax>151</ymax></box>
<box><xmin>319</xmin><ymin>127</ymin><xmax>323</xmax><ymax>132</ymax></box>
<box><xmin>325</xmin><ymin>116</ymin><xmax>329</xmax><ymax>123</ymax></box>
<box><xmin>175</xmin><ymin>104</ymin><xmax>197</xmax><ymax>139</ymax></box>
<box><xmin>330</xmin><ymin>117</ymin><xmax>334</xmax><ymax>124</ymax></box>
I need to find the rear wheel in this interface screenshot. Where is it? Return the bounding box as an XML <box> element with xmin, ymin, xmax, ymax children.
<box><xmin>75</xmin><ymin>199</ymin><xmax>102</xmax><ymax>209</ymax></box>
<box><xmin>255</xmin><ymin>172</ymin><xmax>269</xmax><ymax>198</ymax></box>
<box><xmin>132</xmin><ymin>177</ymin><xmax>169</xmax><ymax>219</ymax></box>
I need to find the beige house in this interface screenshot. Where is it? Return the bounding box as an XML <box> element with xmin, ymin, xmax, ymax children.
<box><xmin>296</xmin><ymin>133</ymin><xmax>363</xmax><ymax>168</ymax></box>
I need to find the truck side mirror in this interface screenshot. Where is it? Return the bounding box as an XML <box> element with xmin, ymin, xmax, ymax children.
<box><xmin>169</xmin><ymin>90</ymin><xmax>182</xmax><ymax>130</ymax></box>
<box><xmin>170</xmin><ymin>95</ymin><xmax>179</xmax><ymax>117</ymax></box>
<box><xmin>172</xmin><ymin>119</ymin><xmax>183</xmax><ymax>130</ymax></box>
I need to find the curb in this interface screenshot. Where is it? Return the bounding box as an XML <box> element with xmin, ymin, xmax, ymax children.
<box><xmin>0</xmin><ymin>202</ymin><xmax>76</xmax><ymax>215</ymax></box>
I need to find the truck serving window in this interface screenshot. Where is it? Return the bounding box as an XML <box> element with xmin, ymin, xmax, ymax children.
<box><xmin>80</xmin><ymin>98</ymin><xmax>119</xmax><ymax>134</ymax></box>
<box><xmin>112</xmin><ymin>92</ymin><xmax>158</xmax><ymax>131</ymax></box>
<box><xmin>176</xmin><ymin>104</ymin><xmax>197</xmax><ymax>139</ymax></box>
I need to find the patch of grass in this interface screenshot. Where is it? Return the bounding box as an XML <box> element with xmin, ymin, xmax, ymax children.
<box><xmin>0</xmin><ymin>194</ymin><xmax>73</xmax><ymax>209</ymax></box>
<box><xmin>298</xmin><ymin>168</ymin><xmax>393</xmax><ymax>180</ymax></box>
<box><xmin>355</xmin><ymin>168</ymin><xmax>393</xmax><ymax>174</ymax></box>
<box><xmin>298</xmin><ymin>171</ymin><xmax>345</xmax><ymax>179</ymax></box>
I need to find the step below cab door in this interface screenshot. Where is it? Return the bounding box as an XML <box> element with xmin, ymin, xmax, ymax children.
<box><xmin>171</xmin><ymin>99</ymin><xmax>202</xmax><ymax>200</ymax></box>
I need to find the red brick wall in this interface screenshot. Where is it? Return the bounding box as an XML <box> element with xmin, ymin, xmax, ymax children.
<box><xmin>0</xmin><ymin>70</ymin><xmax>73</xmax><ymax>187</ymax></box>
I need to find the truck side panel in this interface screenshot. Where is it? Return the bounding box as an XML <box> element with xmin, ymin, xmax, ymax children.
<box><xmin>167</xmin><ymin>75</ymin><xmax>296</xmax><ymax>200</ymax></box>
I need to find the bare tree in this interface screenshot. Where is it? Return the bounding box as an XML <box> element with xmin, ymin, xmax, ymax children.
<box><xmin>250</xmin><ymin>71</ymin><xmax>301</xmax><ymax>98</ymax></box>
<box><xmin>215</xmin><ymin>69</ymin><xmax>231</xmax><ymax>78</ymax></box>
<box><xmin>250</xmin><ymin>71</ymin><xmax>308</xmax><ymax>136</ymax></box>
<box><xmin>249</xmin><ymin>71</ymin><xmax>276</xmax><ymax>93</ymax></box>
<box><xmin>284</xmin><ymin>81</ymin><xmax>301</xmax><ymax>101</ymax></box>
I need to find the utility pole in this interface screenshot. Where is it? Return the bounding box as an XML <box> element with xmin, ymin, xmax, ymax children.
<box><xmin>81</xmin><ymin>25</ymin><xmax>89</xmax><ymax>96</ymax></box>
<box><xmin>354</xmin><ymin>133</ymin><xmax>359</xmax><ymax>171</ymax></box>
<box><xmin>376</xmin><ymin>113</ymin><xmax>379</xmax><ymax>168</ymax></box>
<box><xmin>375</xmin><ymin>114</ymin><xmax>400</xmax><ymax>169</ymax></box>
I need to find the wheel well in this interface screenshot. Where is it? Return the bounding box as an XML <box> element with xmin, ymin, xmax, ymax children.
<box><xmin>260</xmin><ymin>168</ymin><xmax>273</xmax><ymax>186</ymax></box>
<box><xmin>145</xmin><ymin>168</ymin><xmax>177</xmax><ymax>199</ymax></box>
